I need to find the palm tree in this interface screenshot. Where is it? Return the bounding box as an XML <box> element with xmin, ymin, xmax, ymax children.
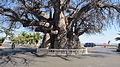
<box><xmin>9</xmin><ymin>31</ymin><xmax>42</xmax><ymax>47</ymax></box>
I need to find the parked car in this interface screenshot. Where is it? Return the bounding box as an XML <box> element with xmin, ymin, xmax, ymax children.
<box><xmin>84</xmin><ymin>43</ymin><xmax>96</xmax><ymax>47</ymax></box>
<box><xmin>117</xmin><ymin>43</ymin><xmax>120</xmax><ymax>52</ymax></box>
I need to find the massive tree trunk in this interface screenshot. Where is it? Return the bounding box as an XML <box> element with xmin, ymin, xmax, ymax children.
<box><xmin>40</xmin><ymin>31</ymin><xmax>81</xmax><ymax>49</ymax></box>
<box><xmin>41</xmin><ymin>31</ymin><xmax>81</xmax><ymax>49</ymax></box>
<box><xmin>38</xmin><ymin>0</ymin><xmax>81</xmax><ymax>49</ymax></box>
<box><xmin>40</xmin><ymin>11</ymin><xmax>81</xmax><ymax>49</ymax></box>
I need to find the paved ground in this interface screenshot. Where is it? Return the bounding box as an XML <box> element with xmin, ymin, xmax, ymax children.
<box><xmin>0</xmin><ymin>47</ymin><xmax>120</xmax><ymax>67</ymax></box>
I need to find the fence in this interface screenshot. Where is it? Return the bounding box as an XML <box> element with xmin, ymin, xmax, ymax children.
<box><xmin>36</xmin><ymin>48</ymin><xmax>88</xmax><ymax>56</ymax></box>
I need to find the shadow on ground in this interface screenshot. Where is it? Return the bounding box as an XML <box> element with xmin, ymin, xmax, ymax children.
<box><xmin>0</xmin><ymin>48</ymin><xmax>36</xmax><ymax>56</ymax></box>
<box><xmin>90</xmin><ymin>51</ymin><xmax>114</xmax><ymax>55</ymax></box>
<box><xmin>0</xmin><ymin>47</ymin><xmax>120</xmax><ymax>67</ymax></box>
<box><xmin>81</xmin><ymin>54</ymin><xmax>106</xmax><ymax>58</ymax></box>
<box><xmin>0</xmin><ymin>48</ymin><xmax>48</xmax><ymax>67</ymax></box>
<box><xmin>0</xmin><ymin>48</ymin><xmax>72</xmax><ymax>62</ymax></box>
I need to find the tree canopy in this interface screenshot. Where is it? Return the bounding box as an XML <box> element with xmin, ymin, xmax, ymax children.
<box><xmin>0</xmin><ymin>0</ymin><xmax>120</xmax><ymax>49</ymax></box>
<box><xmin>0</xmin><ymin>0</ymin><xmax>120</xmax><ymax>32</ymax></box>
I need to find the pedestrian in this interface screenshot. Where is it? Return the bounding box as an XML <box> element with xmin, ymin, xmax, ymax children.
<box><xmin>11</xmin><ymin>43</ymin><xmax>15</xmax><ymax>49</ymax></box>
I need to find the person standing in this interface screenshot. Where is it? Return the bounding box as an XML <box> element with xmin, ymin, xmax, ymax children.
<box><xmin>11</xmin><ymin>43</ymin><xmax>15</xmax><ymax>49</ymax></box>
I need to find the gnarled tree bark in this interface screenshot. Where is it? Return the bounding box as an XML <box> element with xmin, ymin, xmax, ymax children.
<box><xmin>0</xmin><ymin>0</ymin><xmax>120</xmax><ymax>49</ymax></box>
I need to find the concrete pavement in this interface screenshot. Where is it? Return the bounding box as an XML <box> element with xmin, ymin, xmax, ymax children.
<box><xmin>0</xmin><ymin>47</ymin><xmax>120</xmax><ymax>67</ymax></box>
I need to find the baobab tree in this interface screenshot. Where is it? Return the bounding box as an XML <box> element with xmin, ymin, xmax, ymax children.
<box><xmin>0</xmin><ymin>0</ymin><xmax>120</xmax><ymax>49</ymax></box>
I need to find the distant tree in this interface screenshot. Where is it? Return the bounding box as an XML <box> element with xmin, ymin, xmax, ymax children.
<box><xmin>10</xmin><ymin>31</ymin><xmax>42</xmax><ymax>46</ymax></box>
<box><xmin>0</xmin><ymin>25</ymin><xmax>14</xmax><ymax>45</ymax></box>
<box><xmin>0</xmin><ymin>0</ymin><xmax>120</xmax><ymax>49</ymax></box>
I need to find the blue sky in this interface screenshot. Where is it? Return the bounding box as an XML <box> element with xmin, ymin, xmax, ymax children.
<box><xmin>80</xmin><ymin>26</ymin><xmax>120</xmax><ymax>44</ymax></box>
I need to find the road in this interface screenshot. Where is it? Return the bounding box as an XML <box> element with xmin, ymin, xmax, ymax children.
<box><xmin>0</xmin><ymin>47</ymin><xmax>120</xmax><ymax>67</ymax></box>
